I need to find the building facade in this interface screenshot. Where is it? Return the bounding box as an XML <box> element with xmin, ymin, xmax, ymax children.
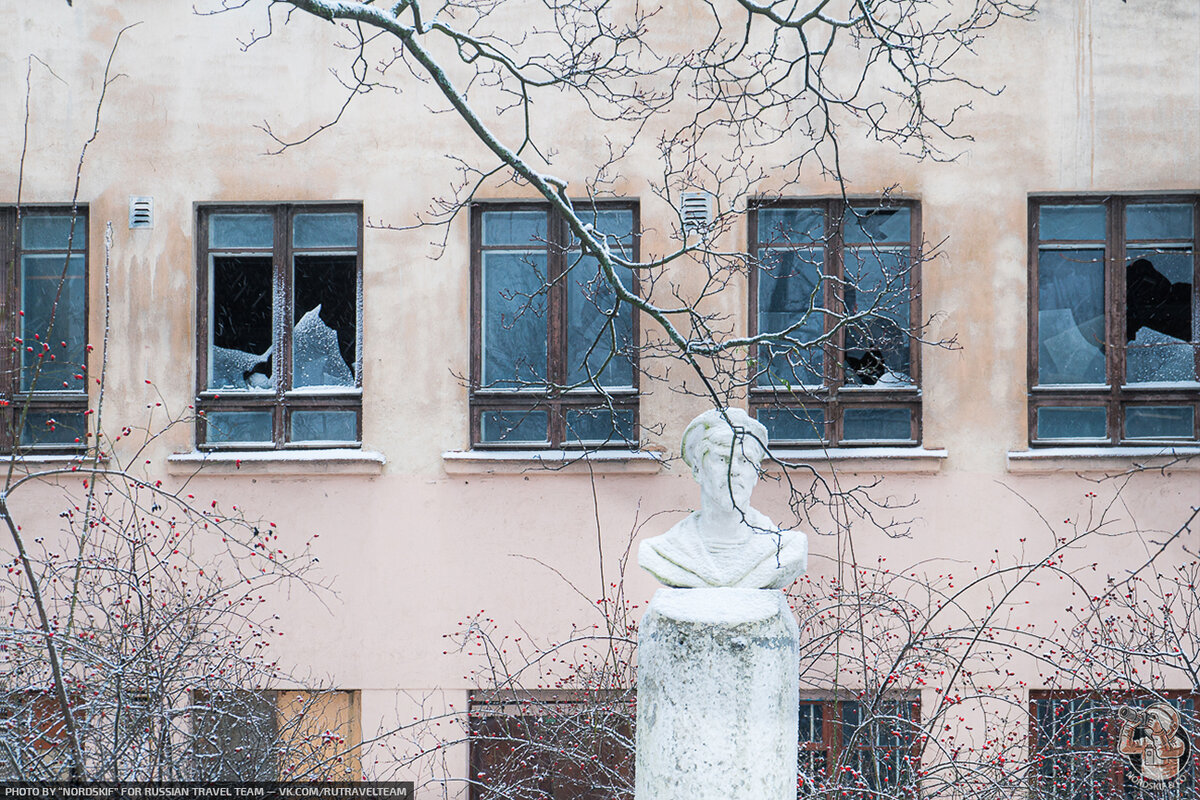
<box><xmin>3</xmin><ymin>0</ymin><xmax>1200</xmax><ymax>796</ymax></box>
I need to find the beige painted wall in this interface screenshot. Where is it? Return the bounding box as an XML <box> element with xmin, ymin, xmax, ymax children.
<box><xmin>2</xmin><ymin>0</ymin><xmax>1199</xmax><ymax>789</ymax></box>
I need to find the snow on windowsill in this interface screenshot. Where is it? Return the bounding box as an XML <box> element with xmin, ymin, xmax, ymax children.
<box><xmin>0</xmin><ymin>454</ymin><xmax>106</xmax><ymax>474</ymax></box>
<box><xmin>763</xmin><ymin>447</ymin><xmax>948</xmax><ymax>475</ymax></box>
<box><xmin>1007</xmin><ymin>446</ymin><xmax>1200</xmax><ymax>474</ymax></box>
<box><xmin>167</xmin><ymin>448</ymin><xmax>386</xmax><ymax>477</ymax></box>
<box><xmin>442</xmin><ymin>449</ymin><xmax>664</xmax><ymax>476</ymax></box>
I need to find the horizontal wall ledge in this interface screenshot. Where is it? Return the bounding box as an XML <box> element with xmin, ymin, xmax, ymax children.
<box><xmin>167</xmin><ymin>449</ymin><xmax>386</xmax><ymax>477</ymax></box>
<box><xmin>442</xmin><ymin>449</ymin><xmax>664</xmax><ymax>476</ymax></box>
<box><xmin>1007</xmin><ymin>446</ymin><xmax>1200</xmax><ymax>474</ymax></box>
<box><xmin>0</xmin><ymin>455</ymin><xmax>106</xmax><ymax>475</ymax></box>
<box><xmin>764</xmin><ymin>447</ymin><xmax>948</xmax><ymax>474</ymax></box>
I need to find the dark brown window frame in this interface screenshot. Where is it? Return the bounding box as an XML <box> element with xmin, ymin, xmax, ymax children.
<box><xmin>748</xmin><ymin>198</ymin><xmax>923</xmax><ymax>447</ymax></box>
<box><xmin>797</xmin><ymin>695</ymin><xmax>922</xmax><ymax>799</ymax></box>
<box><xmin>0</xmin><ymin>205</ymin><xmax>89</xmax><ymax>454</ymax></box>
<box><xmin>1028</xmin><ymin>194</ymin><xmax>1200</xmax><ymax>446</ymax></box>
<box><xmin>469</xmin><ymin>201</ymin><xmax>640</xmax><ymax>449</ymax></box>
<box><xmin>467</xmin><ymin>689</ymin><xmax>636</xmax><ymax>800</ymax></box>
<box><xmin>195</xmin><ymin>203</ymin><xmax>363</xmax><ymax>450</ymax></box>
<box><xmin>1028</xmin><ymin>689</ymin><xmax>1199</xmax><ymax>800</ymax></box>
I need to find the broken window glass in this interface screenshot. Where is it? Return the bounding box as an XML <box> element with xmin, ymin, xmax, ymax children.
<box><xmin>756</xmin><ymin>407</ymin><xmax>825</xmax><ymax>443</ymax></box>
<box><xmin>757</xmin><ymin>248</ymin><xmax>825</xmax><ymax>387</ymax></box>
<box><xmin>844</xmin><ymin>247</ymin><xmax>912</xmax><ymax>385</ymax></box>
<box><xmin>1125</xmin><ymin>250</ymin><xmax>1195</xmax><ymax>383</ymax></box>
<box><xmin>479</xmin><ymin>409</ymin><xmax>549</xmax><ymax>444</ymax></box>
<box><xmin>842</xmin><ymin>407</ymin><xmax>912</xmax><ymax>441</ymax></box>
<box><xmin>482</xmin><ymin>251</ymin><xmax>549</xmax><ymax>388</ymax></box>
<box><xmin>843</xmin><ymin>206</ymin><xmax>911</xmax><ymax>244</ymax></box>
<box><xmin>293</xmin><ymin>256</ymin><xmax>356</xmax><ymax>388</ymax></box>
<box><xmin>566</xmin><ymin>254</ymin><xmax>634</xmax><ymax>388</ymax></box>
<box><xmin>291</xmin><ymin>410</ymin><xmax>357</xmax><ymax>443</ymax></box>
<box><xmin>1124</xmin><ymin>405</ymin><xmax>1194</xmax><ymax>439</ymax></box>
<box><xmin>209</xmin><ymin>256</ymin><xmax>273</xmax><ymax>390</ymax></box>
<box><xmin>1037</xmin><ymin>249</ymin><xmax>1106</xmax><ymax>384</ymax></box>
<box><xmin>564</xmin><ymin>407</ymin><xmax>635</xmax><ymax>444</ymax></box>
<box><xmin>20</xmin><ymin>253</ymin><xmax>86</xmax><ymax>392</ymax></box>
<box><xmin>1036</xmin><ymin>407</ymin><xmax>1108</xmax><ymax>439</ymax></box>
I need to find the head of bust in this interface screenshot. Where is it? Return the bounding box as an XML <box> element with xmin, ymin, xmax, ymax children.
<box><xmin>681</xmin><ymin>409</ymin><xmax>768</xmax><ymax>512</ymax></box>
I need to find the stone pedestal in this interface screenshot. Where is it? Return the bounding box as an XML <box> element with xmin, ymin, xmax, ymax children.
<box><xmin>635</xmin><ymin>587</ymin><xmax>799</xmax><ymax>800</ymax></box>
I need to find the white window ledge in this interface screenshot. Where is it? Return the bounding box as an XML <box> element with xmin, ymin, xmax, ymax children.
<box><xmin>1007</xmin><ymin>446</ymin><xmax>1200</xmax><ymax>474</ymax></box>
<box><xmin>764</xmin><ymin>447</ymin><xmax>948</xmax><ymax>474</ymax></box>
<box><xmin>442</xmin><ymin>449</ymin><xmax>663</xmax><ymax>476</ymax></box>
<box><xmin>167</xmin><ymin>449</ymin><xmax>386</xmax><ymax>477</ymax></box>
<box><xmin>0</xmin><ymin>454</ymin><xmax>105</xmax><ymax>474</ymax></box>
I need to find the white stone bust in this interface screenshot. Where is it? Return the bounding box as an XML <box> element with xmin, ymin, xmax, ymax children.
<box><xmin>639</xmin><ymin>408</ymin><xmax>808</xmax><ymax>589</ymax></box>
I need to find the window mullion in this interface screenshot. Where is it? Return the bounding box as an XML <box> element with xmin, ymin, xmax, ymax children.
<box><xmin>1109</xmin><ymin>196</ymin><xmax>1125</xmax><ymax>442</ymax></box>
<box><xmin>827</xmin><ymin>201</ymin><xmax>844</xmax><ymax>398</ymax></box>
<box><xmin>549</xmin><ymin>211</ymin><xmax>568</xmax><ymax>447</ymax></box>
<box><xmin>274</xmin><ymin>208</ymin><xmax>290</xmax><ymax>447</ymax></box>
<box><xmin>0</xmin><ymin>209</ymin><xmax>13</xmax><ymax>452</ymax></box>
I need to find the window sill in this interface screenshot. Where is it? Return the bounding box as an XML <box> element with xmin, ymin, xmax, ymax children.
<box><xmin>442</xmin><ymin>449</ymin><xmax>664</xmax><ymax>476</ymax></box>
<box><xmin>166</xmin><ymin>449</ymin><xmax>386</xmax><ymax>477</ymax></box>
<box><xmin>0</xmin><ymin>454</ymin><xmax>101</xmax><ymax>473</ymax></box>
<box><xmin>764</xmin><ymin>447</ymin><xmax>947</xmax><ymax>474</ymax></box>
<box><xmin>1007</xmin><ymin>446</ymin><xmax>1200</xmax><ymax>474</ymax></box>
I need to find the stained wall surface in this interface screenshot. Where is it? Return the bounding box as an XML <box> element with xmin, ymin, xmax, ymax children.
<box><xmin>2</xmin><ymin>0</ymin><xmax>1199</xmax><ymax>794</ymax></box>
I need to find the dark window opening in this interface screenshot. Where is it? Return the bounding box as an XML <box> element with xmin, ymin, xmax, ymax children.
<box><xmin>197</xmin><ymin>205</ymin><xmax>363</xmax><ymax>449</ymax></box>
<box><xmin>1029</xmin><ymin>196</ymin><xmax>1199</xmax><ymax>444</ymax></box>
<box><xmin>470</xmin><ymin>203</ymin><xmax>640</xmax><ymax>449</ymax></box>
<box><xmin>749</xmin><ymin>200</ymin><xmax>922</xmax><ymax>446</ymax></box>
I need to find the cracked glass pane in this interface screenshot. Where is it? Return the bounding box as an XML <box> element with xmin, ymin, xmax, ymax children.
<box><xmin>483</xmin><ymin>211</ymin><xmax>546</xmax><ymax>246</ymax></box>
<box><xmin>1038</xmin><ymin>249</ymin><xmax>1106</xmax><ymax>384</ymax></box>
<box><xmin>205</xmin><ymin>411</ymin><xmax>273</xmax><ymax>444</ymax></box>
<box><xmin>293</xmin><ymin>255</ymin><xmax>357</xmax><ymax>388</ymax></box>
<box><xmin>291</xmin><ymin>410</ymin><xmax>357</xmax><ymax>442</ymax></box>
<box><xmin>1036</xmin><ymin>407</ymin><xmax>1107</xmax><ymax>439</ymax></box>
<box><xmin>479</xmin><ymin>410</ymin><xmax>548</xmax><ymax>444</ymax></box>
<box><xmin>756</xmin><ymin>407</ymin><xmax>825</xmax><ymax>443</ymax></box>
<box><xmin>564</xmin><ymin>407</ymin><xmax>635</xmax><ymax>444</ymax></box>
<box><xmin>209</xmin><ymin>256</ymin><xmax>274</xmax><ymax>390</ymax></box>
<box><xmin>293</xmin><ymin>213</ymin><xmax>357</xmax><ymax>248</ymax></box>
<box><xmin>21</xmin><ymin>254</ymin><xmax>86</xmax><ymax>392</ymax></box>
<box><xmin>1125</xmin><ymin>249</ymin><xmax>1195</xmax><ymax>384</ymax></box>
<box><xmin>758</xmin><ymin>248</ymin><xmax>824</xmax><ymax>387</ymax></box>
<box><xmin>209</xmin><ymin>214</ymin><xmax>273</xmax><ymax>249</ymax></box>
<box><xmin>1124</xmin><ymin>406</ymin><xmax>1194</xmax><ymax>439</ymax></box>
<box><xmin>757</xmin><ymin>208</ymin><xmax>824</xmax><ymax>244</ymax></box>
<box><xmin>1126</xmin><ymin>203</ymin><xmax>1193</xmax><ymax>241</ymax></box>
<box><xmin>482</xmin><ymin>251</ymin><xmax>548</xmax><ymax>387</ymax></box>
<box><xmin>21</xmin><ymin>215</ymin><xmax>86</xmax><ymax>250</ymax></box>
<box><xmin>844</xmin><ymin>248</ymin><xmax>912</xmax><ymax>385</ymax></box>
<box><xmin>21</xmin><ymin>411</ymin><xmax>87</xmax><ymax>448</ymax></box>
<box><xmin>566</xmin><ymin>254</ymin><xmax>634</xmax><ymax>388</ymax></box>
<box><xmin>844</xmin><ymin>206</ymin><xmax>910</xmax><ymax>244</ymax></box>
<box><xmin>1039</xmin><ymin>205</ymin><xmax>1105</xmax><ymax>241</ymax></box>
<box><xmin>842</xmin><ymin>407</ymin><xmax>911</xmax><ymax>441</ymax></box>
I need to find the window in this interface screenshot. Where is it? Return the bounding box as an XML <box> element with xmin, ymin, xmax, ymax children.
<box><xmin>1030</xmin><ymin>196</ymin><xmax>1199</xmax><ymax>444</ymax></box>
<box><xmin>470</xmin><ymin>203</ymin><xmax>639</xmax><ymax>448</ymax></box>
<box><xmin>0</xmin><ymin>689</ymin><xmax>79</xmax><ymax>779</ymax></box>
<box><xmin>196</xmin><ymin>205</ymin><xmax>362</xmax><ymax>449</ymax></box>
<box><xmin>0</xmin><ymin>207</ymin><xmax>89</xmax><ymax>451</ymax></box>
<box><xmin>749</xmin><ymin>200</ymin><xmax>922</xmax><ymax>446</ymax></box>
<box><xmin>1030</xmin><ymin>691</ymin><xmax>1198</xmax><ymax>800</ymax></box>
<box><xmin>192</xmin><ymin>689</ymin><xmax>362</xmax><ymax>781</ymax></box>
<box><xmin>468</xmin><ymin>690</ymin><xmax>635</xmax><ymax>800</ymax></box>
<box><xmin>797</xmin><ymin>697</ymin><xmax>921</xmax><ymax>799</ymax></box>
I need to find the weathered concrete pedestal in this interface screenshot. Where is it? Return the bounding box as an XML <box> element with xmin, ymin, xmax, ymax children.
<box><xmin>635</xmin><ymin>587</ymin><xmax>799</xmax><ymax>800</ymax></box>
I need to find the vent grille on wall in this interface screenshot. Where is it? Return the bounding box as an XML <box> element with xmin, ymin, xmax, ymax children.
<box><xmin>129</xmin><ymin>196</ymin><xmax>153</xmax><ymax>229</ymax></box>
<box><xmin>680</xmin><ymin>192</ymin><xmax>712</xmax><ymax>232</ymax></box>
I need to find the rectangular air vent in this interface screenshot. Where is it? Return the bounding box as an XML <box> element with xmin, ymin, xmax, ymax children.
<box><xmin>680</xmin><ymin>192</ymin><xmax>712</xmax><ymax>232</ymax></box>
<box><xmin>129</xmin><ymin>196</ymin><xmax>153</xmax><ymax>229</ymax></box>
